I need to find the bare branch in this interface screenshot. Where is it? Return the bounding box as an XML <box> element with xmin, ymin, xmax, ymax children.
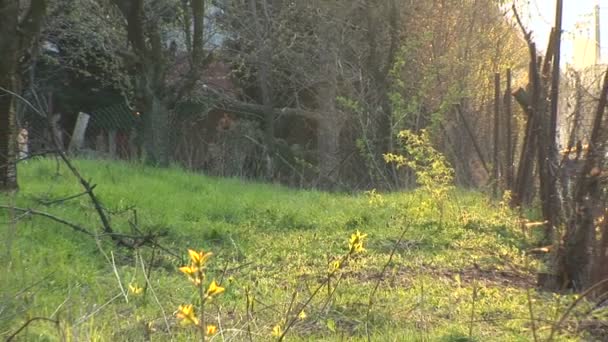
<box><xmin>0</xmin><ymin>205</ymin><xmax>95</xmax><ymax>237</ymax></box>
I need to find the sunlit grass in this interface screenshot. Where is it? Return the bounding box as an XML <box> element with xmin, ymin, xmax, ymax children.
<box><xmin>0</xmin><ymin>158</ymin><xmax>589</xmax><ymax>341</ymax></box>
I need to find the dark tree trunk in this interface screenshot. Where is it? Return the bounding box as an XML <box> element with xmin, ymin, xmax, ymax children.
<box><xmin>365</xmin><ymin>0</ymin><xmax>400</xmax><ymax>189</ymax></box>
<box><xmin>250</xmin><ymin>0</ymin><xmax>275</xmax><ymax>179</ymax></box>
<box><xmin>140</xmin><ymin>91</ymin><xmax>170</xmax><ymax>167</ymax></box>
<box><xmin>0</xmin><ymin>2</ymin><xmax>19</xmax><ymax>191</ymax></box>
<box><xmin>0</xmin><ymin>0</ymin><xmax>47</xmax><ymax>191</ymax></box>
<box><xmin>504</xmin><ymin>68</ymin><xmax>514</xmax><ymax>190</ymax></box>
<box><xmin>540</xmin><ymin>0</ymin><xmax>564</xmax><ymax>244</ymax></box>
<box><xmin>0</xmin><ymin>81</ymin><xmax>18</xmax><ymax>191</ymax></box>
<box><xmin>317</xmin><ymin>47</ymin><xmax>341</xmax><ymax>188</ymax></box>
<box><xmin>315</xmin><ymin>13</ymin><xmax>343</xmax><ymax>189</ymax></box>
<box><xmin>493</xmin><ymin>72</ymin><xmax>501</xmax><ymax>197</ymax></box>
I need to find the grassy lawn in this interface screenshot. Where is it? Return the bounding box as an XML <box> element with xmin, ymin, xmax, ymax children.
<box><xmin>0</xmin><ymin>159</ymin><xmax>591</xmax><ymax>341</ymax></box>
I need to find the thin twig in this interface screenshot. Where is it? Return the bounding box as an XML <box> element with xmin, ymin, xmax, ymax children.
<box><xmin>245</xmin><ymin>287</ymin><xmax>254</xmax><ymax>342</ymax></box>
<box><xmin>217</xmin><ymin>310</ymin><xmax>226</xmax><ymax>342</ymax></box>
<box><xmin>526</xmin><ymin>287</ymin><xmax>539</xmax><ymax>342</ymax></box>
<box><xmin>468</xmin><ymin>280</ymin><xmax>478</xmax><ymax>338</ymax></box>
<box><xmin>320</xmin><ymin>272</ymin><xmax>344</xmax><ymax>314</ymax></box>
<box><xmin>548</xmin><ymin>278</ymin><xmax>608</xmax><ymax>341</ymax></box>
<box><xmin>284</xmin><ymin>290</ymin><xmax>299</xmax><ymax>326</ymax></box>
<box><xmin>138</xmin><ymin>252</ymin><xmax>172</xmax><ymax>336</ymax></box>
<box><xmin>6</xmin><ymin>317</ymin><xmax>61</xmax><ymax>341</ymax></box>
<box><xmin>5</xmin><ymin>192</ymin><xmax>16</xmax><ymax>261</ymax></box>
<box><xmin>75</xmin><ymin>293</ymin><xmax>122</xmax><ymax>325</ymax></box>
<box><xmin>0</xmin><ymin>205</ymin><xmax>95</xmax><ymax>236</ymax></box>
<box><xmin>524</xmin><ymin>253</ymin><xmax>539</xmax><ymax>342</ymax></box>
<box><xmin>15</xmin><ymin>149</ymin><xmax>59</xmax><ymax>164</ymax></box>
<box><xmin>50</xmin><ymin>291</ymin><xmax>72</xmax><ymax>319</ymax></box>
<box><xmin>12</xmin><ymin>272</ymin><xmax>56</xmax><ymax>299</ymax></box>
<box><xmin>111</xmin><ymin>251</ymin><xmax>129</xmax><ymax>303</ymax></box>
<box><xmin>365</xmin><ymin>222</ymin><xmax>409</xmax><ymax>342</ymax></box>
<box><xmin>36</xmin><ymin>186</ymin><xmax>96</xmax><ymax>206</ymax></box>
<box><xmin>143</xmin><ymin>245</ymin><xmax>157</xmax><ymax>296</ymax></box>
<box><xmin>278</xmin><ymin>253</ymin><xmax>349</xmax><ymax>341</ymax></box>
<box><xmin>511</xmin><ymin>4</ymin><xmax>532</xmax><ymax>43</ymax></box>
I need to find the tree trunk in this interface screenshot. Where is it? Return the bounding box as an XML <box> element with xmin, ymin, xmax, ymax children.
<box><xmin>493</xmin><ymin>72</ymin><xmax>501</xmax><ymax>197</ymax></box>
<box><xmin>0</xmin><ymin>85</ymin><xmax>18</xmax><ymax>191</ymax></box>
<box><xmin>317</xmin><ymin>39</ymin><xmax>341</xmax><ymax>188</ymax></box>
<box><xmin>141</xmin><ymin>92</ymin><xmax>170</xmax><ymax>167</ymax></box>
<box><xmin>250</xmin><ymin>0</ymin><xmax>275</xmax><ymax>179</ymax></box>
<box><xmin>0</xmin><ymin>0</ymin><xmax>47</xmax><ymax>191</ymax></box>
<box><xmin>365</xmin><ymin>0</ymin><xmax>400</xmax><ymax>189</ymax></box>
<box><xmin>317</xmin><ymin>113</ymin><xmax>342</xmax><ymax>188</ymax></box>
<box><xmin>504</xmin><ymin>68</ymin><xmax>514</xmax><ymax>190</ymax></box>
<box><xmin>0</xmin><ymin>0</ymin><xmax>19</xmax><ymax>191</ymax></box>
<box><xmin>112</xmin><ymin>0</ymin><xmax>175</xmax><ymax>167</ymax></box>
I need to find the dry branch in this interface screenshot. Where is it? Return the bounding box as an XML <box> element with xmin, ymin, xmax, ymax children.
<box><xmin>0</xmin><ymin>205</ymin><xmax>95</xmax><ymax>236</ymax></box>
<box><xmin>455</xmin><ymin>104</ymin><xmax>490</xmax><ymax>175</ymax></box>
<box><xmin>36</xmin><ymin>186</ymin><xmax>97</xmax><ymax>206</ymax></box>
<box><xmin>6</xmin><ymin>317</ymin><xmax>61</xmax><ymax>342</ymax></box>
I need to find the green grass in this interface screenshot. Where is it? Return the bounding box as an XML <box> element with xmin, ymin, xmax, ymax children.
<box><xmin>0</xmin><ymin>159</ymin><xmax>593</xmax><ymax>341</ymax></box>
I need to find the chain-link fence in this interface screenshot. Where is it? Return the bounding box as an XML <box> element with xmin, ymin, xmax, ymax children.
<box><xmin>15</xmin><ymin>93</ymin><xmax>270</xmax><ymax>180</ymax></box>
<box><xmin>16</xmin><ymin>99</ymin><xmax>140</xmax><ymax>161</ymax></box>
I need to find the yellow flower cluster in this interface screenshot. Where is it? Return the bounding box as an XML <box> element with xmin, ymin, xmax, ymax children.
<box><xmin>272</xmin><ymin>324</ymin><xmax>283</xmax><ymax>337</ymax></box>
<box><xmin>206</xmin><ymin>324</ymin><xmax>217</xmax><ymax>335</ymax></box>
<box><xmin>175</xmin><ymin>248</ymin><xmax>225</xmax><ymax>333</ymax></box>
<box><xmin>128</xmin><ymin>283</ymin><xmax>143</xmax><ymax>295</ymax></box>
<box><xmin>205</xmin><ymin>279</ymin><xmax>225</xmax><ymax>298</ymax></box>
<box><xmin>348</xmin><ymin>230</ymin><xmax>367</xmax><ymax>254</ymax></box>
<box><xmin>176</xmin><ymin>304</ymin><xmax>199</xmax><ymax>326</ymax></box>
<box><xmin>179</xmin><ymin>249</ymin><xmax>213</xmax><ymax>285</ymax></box>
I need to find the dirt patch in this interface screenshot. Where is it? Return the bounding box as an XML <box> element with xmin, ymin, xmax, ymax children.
<box><xmin>432</xmin><ymin>266</ymin><xmax>536</xmax><ymax>288</ymax></box>
<box><xmin>336</xmin><ymin>264</ymin><xmax>536</xmax><ymax>289</ymax></box>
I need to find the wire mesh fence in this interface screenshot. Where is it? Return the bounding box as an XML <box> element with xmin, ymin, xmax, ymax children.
<box><xmin>14</xmin><ymin>92</ymin><xmax>270</xmax><ymax>180</ymax></box>
<box><xmin>15</xmin><ymin>94</ymin><xmax>141</xmax><ymax>162</ymax></box>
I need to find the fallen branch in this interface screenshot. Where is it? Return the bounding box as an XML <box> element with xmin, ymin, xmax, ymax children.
<box><xmin>35</xmin><ymin>186</ymin><xmax>97</xmax><ymax>206</ymax></box>
<box><xmin>6</xmin><ymin>317</ymin><xmax>61</xmax><ymax>341</ymax></box>
<box><xmin>0</xmin><ymin>205</ymin><xmax>170</xmax><ymax>251</ymax></box>
<box><xmin>0</xmin><ymin>205</ymin><xmax>95</xmax><ymax>236</ymax></box>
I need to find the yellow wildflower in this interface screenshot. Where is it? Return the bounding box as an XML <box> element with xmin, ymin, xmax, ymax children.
<box><xmin>176</xmin><ymin>304</ymin><xmax>199</xmax><ymax>326</ymax></box>
<box><xmin>298</xmin><ymin>310</ymin><xmax>307</xmax><ymax>320</ymax></box>
<box><xmin>348</xmin><ymin>230</ymin><xmax>367</xmax><ymax>254</ymax></box>
<box><xmin>179</xmin><ymin>265</ymin><xmax>204</xmax><ymax>285</ymax></box>
<box><xmin>179</xmin><ymin>265</ymin><xmax>196</xmax><ymax>276</ymax></box>
<box><xmin>128</xmin><ymin>283</ymin><xmax>143</xmax><ymax>295</ymax></box>
<box><xmin>207</xmin><ymin>324</ymin><xmax>218</xmax><ymax>335</ymax></box>
<box><xmin>271</xmin><ymin>324</ymin><xmax>282</xmax><ymax>337</ymax></box>
<box><xmin>188</xmin><ymin>249</ymin><xmax>213</xmax><ymax>267</ymax></box>
<box><xmin>205</xmin><ymin>280</ymin><xmax>225</xmax><ymax>298</ymax></box>
<box><xmin>329</xmin><ymin>260</ymin><xmax>341</xmax><ymax>272</ymax></box>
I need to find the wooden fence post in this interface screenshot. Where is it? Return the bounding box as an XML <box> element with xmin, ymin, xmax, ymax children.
<box><xmin>493</xmin><ymin>72</ymin><xmax>501</xmax><ymax>197</ymax></box>
<box><xmin>505</xmin><ymin>68</ymin><xmax>514</xmax><ymax>190</ymax></box>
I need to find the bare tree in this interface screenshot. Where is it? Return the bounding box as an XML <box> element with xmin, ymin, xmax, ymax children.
<box><xmin>107</xmin><ymin>0</ymin><xmax>208</xmax><ymax>166</ymax></box>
